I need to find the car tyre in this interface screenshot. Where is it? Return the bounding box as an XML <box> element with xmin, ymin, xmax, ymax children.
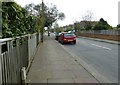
<box><xmin>72</xmin><ymin>41</ymin><xmax>76</xmax><ymax>44</ymax></box>
<box><xmin>61</xmin><ymin>41</ymin><xmax>64</xmax><ymax>45</ymax></box>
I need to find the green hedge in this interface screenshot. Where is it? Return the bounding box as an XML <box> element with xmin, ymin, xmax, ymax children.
<box><xmin>2</xmin><ymin>2</ymin><xmax>37</xmax><ymax>38</ymax></box>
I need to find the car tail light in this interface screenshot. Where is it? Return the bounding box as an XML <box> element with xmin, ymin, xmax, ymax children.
<box><xmin>73</xmin><ymin>38</ymin><xmax>76</xmax><ymax>40</ymax></box>
<box><xmin>64</xmin><ymin>39</ymin><xmax>67</xmax><ymax>40</ymax></box>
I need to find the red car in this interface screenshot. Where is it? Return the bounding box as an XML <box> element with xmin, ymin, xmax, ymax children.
<box><xmin>58</xmin><ymin>32</ymin><xmax>76</xmax><ymax>44</ymax></box>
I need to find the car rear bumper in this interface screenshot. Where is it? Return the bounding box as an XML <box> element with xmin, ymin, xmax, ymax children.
<box><xmin>63</xmin><ymin>39</ymin><xmax>76</xmax><ymax>43</ymax></box>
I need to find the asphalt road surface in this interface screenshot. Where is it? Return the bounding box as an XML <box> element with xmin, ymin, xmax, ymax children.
<box><xmin>61</xmin><ymin>37</ymin><xmax>118</xmax><ymax>83</ymax></box>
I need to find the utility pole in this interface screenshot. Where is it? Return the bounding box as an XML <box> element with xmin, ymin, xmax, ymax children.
<box><xmin>118</xmin><ymin>1</ymin><xmax>120</xmax><ymax>24</ymax></box>
<box><xmin>41</xmin><ymin>0</ymin><xmax>44</xmax><ymax>42</ymax></box>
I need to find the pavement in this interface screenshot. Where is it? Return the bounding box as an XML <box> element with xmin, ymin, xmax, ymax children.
<box><xmin>26</xmin><ymin>35</ymin><xmax>99</xmax><ymax>83</ymax></box>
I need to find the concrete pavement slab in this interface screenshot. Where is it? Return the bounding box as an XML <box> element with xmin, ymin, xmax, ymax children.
<box><xmin>26</xmin><ymin>35</ymin><xmax>99</xmax><ymax>83</ymax></box>
<box><xmin>72</xmin><ymin>70</ymin><xmax>93</xmax><ymax>78</ymax></box>
<box><xmin>73</xmin><ymin>78</ymin><xmax>99</xmax><ymax>83</ymax></box>
<box><xmin>48</xmin><ymin>78</ymin><xmax>74</xmax><ymax>83</ymax></box>
<box><xmin>51</xmin><ymin>70</ymin><xmax>75</xmax><ymax>79</ymax></box>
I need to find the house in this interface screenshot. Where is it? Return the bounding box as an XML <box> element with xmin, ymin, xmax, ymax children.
<box><xmin>74</xmin><ymin>21</ymin><xmax>98</xmax><ymax>30</ymax></box>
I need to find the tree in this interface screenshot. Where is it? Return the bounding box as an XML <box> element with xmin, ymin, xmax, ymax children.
<box><xmin>2</xmin><ymin>2</ymin><xmax>37</xmax><ymax>38</ymax></box>
<box><xmin>40</xmin><ymin>3</ymin><xmax>65</xmax><ymax>36</ymax></box>
<box><xmin>74</xmin><ymin>22</ymin><xmax>81</xmax><ymax>35</ymax></box>
<box><xmin>81</xmin><ymin>10</ymin><xmax>94</xmax><ymax>30</ymax></box>
<box><xmin>24</xmin><ymin>3</ymin><xmax>36</xmax><ymax>15</ymax></box>
<box><xmin>65</xmin><ymin>27</ymin><xmax>73</xmax><ymax>32</ymax></box>
<box><xmin>93</xmin><ymin>18</ymin><xmax>113</xmax><ymax>30</ymax></box>
<box><xmin>117</xmin><ymin>24</ymin><xmax>120</xmax><ymax>28</ymax></box>
<box><xmin>24</xmin><ymin>3</ymin><xmax>65</xmax><ymax>36</ymax></box>
<box><xmin>53</xmin><ymin>23</ymin><xmax>62</xmax><ymax>33</ymax></box>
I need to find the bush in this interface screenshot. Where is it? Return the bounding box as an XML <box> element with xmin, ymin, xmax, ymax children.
<box><xmin>93</xmin><ymin>18</ymin><xmax>113</xmax><ymax>30</ymax></box>
<box><xmin>2</xmin><ymin>2</ymin><xmax>37</xmax><ymax>38</ymax></box>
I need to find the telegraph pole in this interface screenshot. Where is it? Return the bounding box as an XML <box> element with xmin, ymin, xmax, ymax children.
<box><xmin>41</xmin><ymin>0</ymin><xmax>44</xmax><ymax>42</ymax></box>
<box><xmin>118</xmin><ymin>1</ymin><xmax>120</xmax><ymax>25</ymax></box>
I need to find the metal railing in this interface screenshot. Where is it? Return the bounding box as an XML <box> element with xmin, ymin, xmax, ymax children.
<box><xmin>0</xmin><ymin>33</ymin><xmax>41</xmax><ymax>84</ymax></box>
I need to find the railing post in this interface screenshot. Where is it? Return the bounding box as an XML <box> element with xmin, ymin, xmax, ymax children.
<box><xmin>21</xmin><ymin>67</ymin><xmax>26</xmax><ymax>84</ymax></box>
<box><xmin>28</xmin><ymin>34</ymin><xmax>31</xmax><ymax>69</ymax></box>
<box><xmin>0</xmin><ymin>44</ymin><xmax>2</xmax><ymax>84</ymax></box>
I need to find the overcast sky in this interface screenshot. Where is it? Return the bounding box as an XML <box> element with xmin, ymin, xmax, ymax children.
<box><xmin>14</xmin><ymin>0</ymin><xmax>119</xmax><ymax>27</ymax></box>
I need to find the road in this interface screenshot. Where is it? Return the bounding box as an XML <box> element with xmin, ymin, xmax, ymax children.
<box><xmin>60</xmin><ymin>37</ymin><xmax>118</xmax><ymax>83</ymax></box>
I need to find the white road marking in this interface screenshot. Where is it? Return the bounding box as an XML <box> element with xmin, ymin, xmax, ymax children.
<box><xmin>59</xmin><ymin>42</ymin><xmax>111</xmax><ymax>83</ymax></box>
<box><xmin>92</xmin><ymin>44</ymin><xmax>112</xmax><ymax>50</ymax></box>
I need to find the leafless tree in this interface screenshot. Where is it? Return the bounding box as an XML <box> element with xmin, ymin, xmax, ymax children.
<box><xmin>81</xmin><ymin>10</ymin><xmax>94</xmax><ymax>30</ymax></box>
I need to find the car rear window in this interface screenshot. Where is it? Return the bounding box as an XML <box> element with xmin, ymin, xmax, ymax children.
<box><xmin>64</xmin><ymin>33</ymin><xmax>75</xmax><ymax>37</ymax></box>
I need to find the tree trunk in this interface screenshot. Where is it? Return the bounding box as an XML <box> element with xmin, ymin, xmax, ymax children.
<box><xmin>41</xmin><ymin>31</ymin><xmax>43</xmax><ymax>42</ymax></box>
<box><xmin>48</xmin><ymin>26</ymin><xmax>50</xmax><ymax>36</ymax></box>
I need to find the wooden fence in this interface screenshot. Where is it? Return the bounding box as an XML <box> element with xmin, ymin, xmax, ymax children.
<box><xmin>79</xmin><ymin>30</ymin><xmax>120</xmax><ymax>41</ymax></box>
<box><xmin>0</xmin><ymin>33</ymin><xmax>41</xmax><ymax>84</ymax></box>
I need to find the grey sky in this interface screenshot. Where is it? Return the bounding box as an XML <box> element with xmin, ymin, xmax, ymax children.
<box><xmin>15</xmin><ymin>0</ymin><xmax>119</xmax><ymax>27</ymax></box>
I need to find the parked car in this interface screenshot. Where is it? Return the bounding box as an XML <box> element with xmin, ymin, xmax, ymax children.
<box><xmin>55</xmin><ymin>32</ymin><xmax>61</xmax><ymax>40</ymax></box>
<box><xmin>58</xmin><ymin>32</ymin><xmax>76</xmax><ymax>44</ymax></box>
